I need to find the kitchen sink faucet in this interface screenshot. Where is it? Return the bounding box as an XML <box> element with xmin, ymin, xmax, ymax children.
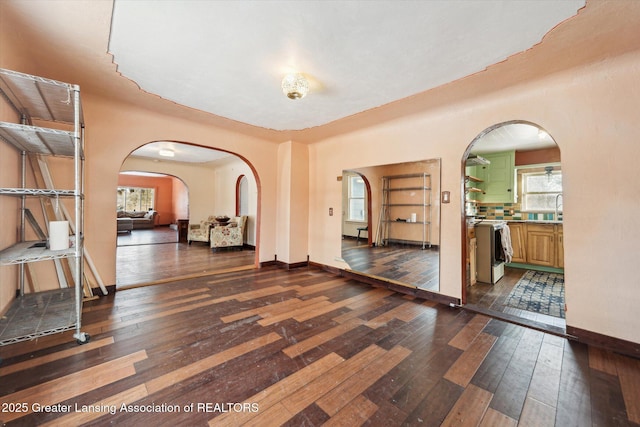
<box><xmin>555</xmin><ymin>194</ymin><xmax>563</xmax><ymax>221</ymax></box>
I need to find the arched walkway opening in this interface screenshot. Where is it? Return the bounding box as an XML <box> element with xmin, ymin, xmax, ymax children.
<box><xmin>115</xmin><ymin>141</ymin><xmax>260</xmax><ymax>289</ymax></box>
<box><xmin>461</xmin><ymin>121</ymin><xmax>566</xmax><ymax>334</ymax></box>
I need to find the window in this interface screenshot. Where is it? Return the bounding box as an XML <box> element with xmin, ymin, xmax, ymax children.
<box><xmin>117</xmin><ymin>187</ymin><xmax>155</xmax><ymax>211</ymax></box>
<box><xmin>348</xmin><ymin>175</ymin><xmax>366</xmax><ymax>221</ymax></box>
<box><xmin>521</xmin><ymin>168</ymin><xmax>562</xmax><ymax>212</ymax></box>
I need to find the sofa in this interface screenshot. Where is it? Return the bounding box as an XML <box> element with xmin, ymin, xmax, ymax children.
<box><xmin>117</xmin><ymin>210</ymin><xmax>158</xmax><ymax>232</ymax></box>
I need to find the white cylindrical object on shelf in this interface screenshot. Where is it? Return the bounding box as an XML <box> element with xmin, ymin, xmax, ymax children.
<box><xmin>410</xmin><ymin>213</ymin><xmax>417</xmax><ymax>223</ymax></box>
<box><xmin>49</xmin><ymin>221</ymin><xmax>69</xmax><ymax>250</ymax></box>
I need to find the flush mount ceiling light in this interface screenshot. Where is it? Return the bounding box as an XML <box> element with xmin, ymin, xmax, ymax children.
<box><xmin>159</xmin><ymin>149</ymin><xmax>175</xmax><ymax>157</ymax></box>
<box><xmin>281</xmin><ymin>73</ymin><xmax>309</xmax><ymax>100</ymax></box>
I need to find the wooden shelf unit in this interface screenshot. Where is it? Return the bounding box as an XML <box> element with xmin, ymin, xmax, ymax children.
<box><xmin>465</xmin><ymin>175</ymin><xmax>484</xmax><ymax>214</ymax></box>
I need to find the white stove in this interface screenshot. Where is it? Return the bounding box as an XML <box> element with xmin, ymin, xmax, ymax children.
<box><xmin>474</xmin><ymin>220</ymin><xmax>507</xmax><ymax>284</ymax></box>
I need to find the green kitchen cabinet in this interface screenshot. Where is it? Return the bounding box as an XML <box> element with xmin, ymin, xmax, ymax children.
<box><xmin>475</xmin><ymin>151</ymin><xmax>515</xmax><ymax>203</ymax></box>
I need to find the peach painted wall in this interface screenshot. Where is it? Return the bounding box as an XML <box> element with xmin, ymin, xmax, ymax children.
<box><xmin>276</xmin><ymin>141</ymin><xmax>310</xmax><ymax>265</ymax></box>
<box><xmin>78</xmin><ymin>94</ymin><xmax>278</xmax><ymax>287</ymax></box>
<box><xmin>173</xmin><ymin>178</ymin><xmax>189</xmax><ymax>222</ymax></box>
<box><xmin>0</xmin><ymin>24</ymin><xmax>34</xmax><ymax>313</ymax></box>
<box><xmin>275</xmin><ymin>143</ymin><xmax>293</xmax><ymax>263</ymax></box>
<box><xmin>0</xmin><ymin>76</ymin><xmax>22</xmax><ymax>315</ymax></box>
<box><xmin>211</xmin><ymin>157</ymin><xmax>258</xmax><ymax>246</ymax></box>
<box><xmin>117</xmin><ymin>174</ymin><xmax>174</xmax><ymax>225</ymax></box>
<box><xmin>288</xmin><ymin>141</ymin><xmax>310</xmax><ymax>265</ymax></box>
<box><xmin>308</xmin><ymin>50</ymin><xmax>640</xmax><ymax>344</ymax></box>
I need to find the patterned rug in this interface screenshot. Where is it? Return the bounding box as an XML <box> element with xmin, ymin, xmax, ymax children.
<box><xmin>505</xmin><ymin>270</ymin><xmax>565</xmax><ymax>318</ymax></box>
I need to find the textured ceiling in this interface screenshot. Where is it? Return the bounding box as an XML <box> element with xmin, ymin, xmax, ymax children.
<box><xmin>471</xmin><ymin>123</ymin><xmax>556</xmax><ymax>154</ymax></box>
<box><xmin>130</xmin><ymin>141</ymin><xmax>233</xmax><ymax>164</ymax></box>
<box><xmin>108</xmin><ymin>0</ymin><xmax>585</xmax><ymax>132</ymax></box>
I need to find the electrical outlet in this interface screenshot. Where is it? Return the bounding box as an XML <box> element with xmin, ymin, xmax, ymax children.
<box><xmin>329</xmin><ymin>207</ymin><xmax>333</xmax><ymax>216</ymax></box>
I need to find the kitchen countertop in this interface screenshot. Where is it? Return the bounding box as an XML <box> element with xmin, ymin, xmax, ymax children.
<box><xmin>506</xmin><ymin>220</ymin><xmax>563</xmax><ymax>224</ymax></box>
<box><xmin>467</xmin><ymin>218</ymin><xmax>563</xmax><ymax>225</ymax></box>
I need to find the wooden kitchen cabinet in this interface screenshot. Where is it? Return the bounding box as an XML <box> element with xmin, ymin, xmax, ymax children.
<box><xmin>526</xmin><ymin>224</ymin><xmax>556</xmax><ymax>267</ymax></box>
<box><xmin>557</xmin><ymin>229</ymin><xmax>564</xmax><ymax>268</ymax></box>
<box><xmin>508</xmin><ymin>222</ymin><xmax>527</xmax><ymax>263</ymax></box>
<box><xmin>467</xmin><ymin>224</ymin><xmax>477</xmax><ymax>285</ymax></box>
<box><xmin>469</xmin><ymin>237</ymin><xmax>477</xmax><ymax>285</ymax></box>
<box><xmin>526</xmin><ymin>224</ymin><xmax>558</xmax><ymax>267</ymax></box>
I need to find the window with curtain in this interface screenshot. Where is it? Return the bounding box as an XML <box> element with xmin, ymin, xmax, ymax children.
<box><xmin>521</xmin><ymin>168</ymin><xmax>562</xmax><ymax>212</ymax></box>
<box><xmin>117</xmin><ymin>187</ymin><xmax>155</xmax><ymax>211</ymax></box>
<box><xmin>348</xmin><ymin>175</ymin><xmax>366</xmax><ymax>221</ymax></box>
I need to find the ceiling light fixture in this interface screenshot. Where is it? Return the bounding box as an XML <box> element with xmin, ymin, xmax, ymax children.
<box><xmin>281</xmin><ymin>73</ymin><xmax>309</xmax><ymax>100</ymax></box>
<box><xmin>159</xmin><ymin>149</ymin><xmax>175</xmax><ymax>157</ymax></box>
<box><xmin>538</xmin><ymin>129</ymin><xmax>550</xmax><ymax>140</ymax></box>
<box><xmin>545</xmin><ymin>165</ymin><xmax>554</xmax><ymax>181</ymax></box>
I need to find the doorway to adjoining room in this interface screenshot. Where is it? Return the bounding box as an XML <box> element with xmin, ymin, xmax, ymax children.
<box><xmin>462</xmin><ymin>121</ymin><xmax>565</xmax><ymax>334</ymax></box>
<box><xmin>116</xmin><ymin>141</ymin><xmax>258</xmax><ymax>289</ymax></box>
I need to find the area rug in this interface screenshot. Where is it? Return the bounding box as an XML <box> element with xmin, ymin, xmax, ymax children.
<box><xmin>505</xmin><ymin>270</ymin><xmax>565</xmax><ymax>318</ymax></box>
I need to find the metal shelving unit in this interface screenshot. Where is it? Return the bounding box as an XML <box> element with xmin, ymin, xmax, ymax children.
<box><xmin>0</xmin><ymin>68</ymin><xmax>89</xmax><ymax>346</ymax></box>
<box><xmin>377</xmin><ymin>173</ymin><xmax>432</xmax><ymax>249</ymax></box>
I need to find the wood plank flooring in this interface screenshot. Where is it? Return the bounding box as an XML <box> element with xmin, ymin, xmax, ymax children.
<box><xmin>465</xmin><ymin>266</ymin><xmax>566</xmax><ymax>332</ymax></box>
<box><xmin>341</xmin><ymin>238</ymin><xmax>563</xmax><ymax>333</ymax></box>
<box><xmin>341</xmin><ymin>239</ymin><xmax>439</xmax><ymax>291</ymax></box>
<box><xmin>1</xmin><ymin>266</ymin><xmax>639</xmax><ymax>426</ymax></box>
<box><xmin>116</xmin><ymin>228</ymin><xmax>255</xmax><ymax>288</ymax></box>
<box><xmin>116</xmin><ymin>226</ymin><xmax>179</xmax><ymax>246</ymax></box>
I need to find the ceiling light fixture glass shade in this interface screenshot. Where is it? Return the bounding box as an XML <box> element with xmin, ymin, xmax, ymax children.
<box><xmin>159</xmin><ymin>149</ymin><xmax>175</xmax><ymax>157</ymax></box>
<box><xmin>281</xmin><ymin>73</ymin><xmax>309</xmax><ymax>100</ymax></box>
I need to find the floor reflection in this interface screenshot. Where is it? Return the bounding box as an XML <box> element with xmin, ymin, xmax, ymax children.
<box><xmin>341</xmin><ymin>238</ymin><xmax>439</xmax><ymax>291</ymax></box>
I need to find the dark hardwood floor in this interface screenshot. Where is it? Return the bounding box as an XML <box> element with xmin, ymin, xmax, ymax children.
<box><xmin>1</xmin><ymin>266</ymin><xmax>638</xmax><ymax>426</ymax></box>
<box><xmin>341</xmin><ymin>239</ymin><xmax>439</xmax><ymax>291</ymax></box>
<box><xmin>116</xmin><ymin>226</ymin><xmax>179</xmax><ymax>246</ymax></box>
<box><xmin>116</xmin><ymin>227</ymin><xmax>256</xmax><ymax>289</ymax></box>
<box><xmin>465</xmin><ymin>267</ymin><xmax>566</xmax><ymax>333</ymax></box>
<box><xmin>341</xmin><ymin>238</ymin><xmax>564</xmax><ymax>333</ymax></box>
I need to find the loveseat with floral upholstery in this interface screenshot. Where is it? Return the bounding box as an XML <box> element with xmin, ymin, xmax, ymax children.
<box><xmin>210</xmin><ymin>216</ymin><xmax>247</xmax><ymax>249</ymax></box>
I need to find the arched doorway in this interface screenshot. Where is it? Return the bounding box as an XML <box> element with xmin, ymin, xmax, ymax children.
<box><xmin>116</xmin><ymin>141</ymin><xmax>260</xmax><ymax>289</ymax></box>
<box><xmin>461</xmin><ymin>121</ymin><xmax>566</xmax><ymax>333</ymax></box>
